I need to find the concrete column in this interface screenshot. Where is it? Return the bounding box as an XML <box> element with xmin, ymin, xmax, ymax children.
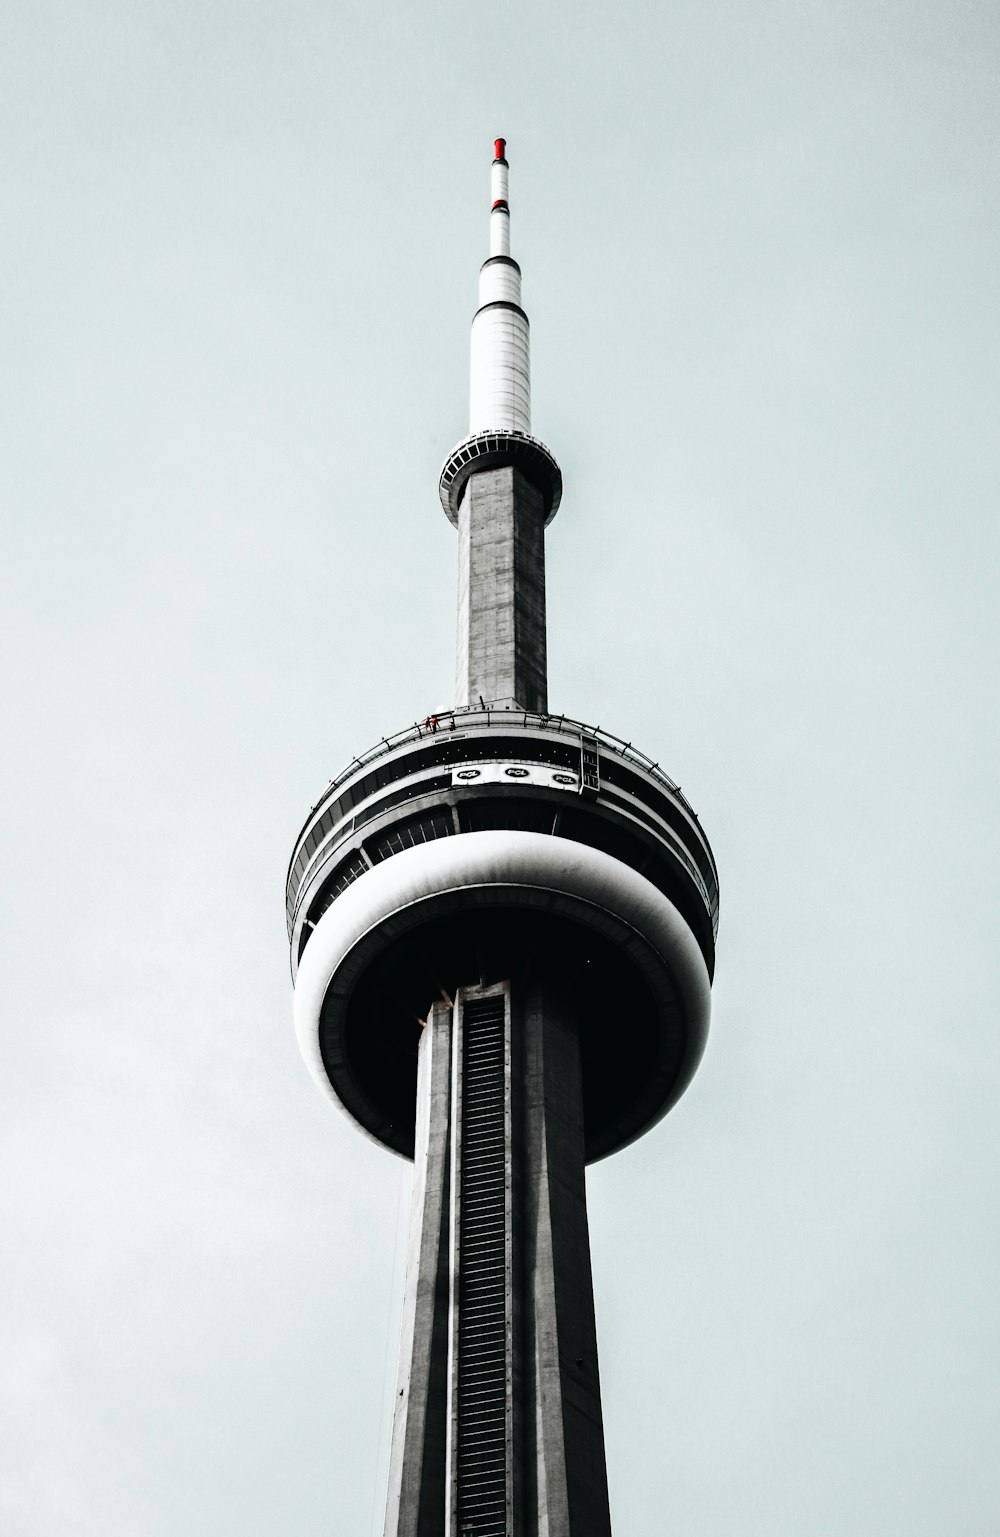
<box><xmin>383</xmin><ymin>981</ymin><xmax>612</xmax><ymax>1537</ymax></box>
<box><xmin>455</xmin><ymin>467</ymin><xmax>548</xmax><ymax>713</ymax></box>
<box><xmin>383</xmin><ymin>1001</ymin><xmax>453</xmax><ymax>1537</ymax></box>
<box><xmin>520</xmin><ymin>984</ymin><xmax>613</xmax><ymax>1537</ymax></box>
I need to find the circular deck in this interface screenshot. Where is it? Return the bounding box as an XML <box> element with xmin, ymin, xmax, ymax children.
<box><xmin>287</xmin><ymin>711</ymin><xmax>719</xmax><ymax>1162</ymax></box>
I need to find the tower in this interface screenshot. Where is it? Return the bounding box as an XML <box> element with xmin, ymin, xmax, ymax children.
<box><xmin>286</xmin><ymin>141</ymin><xmax>719</xmax><ymax>1536</ymax></box>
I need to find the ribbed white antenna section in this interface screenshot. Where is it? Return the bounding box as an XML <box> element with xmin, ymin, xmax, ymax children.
<box><xmin>490</xmin><ymin>159</ymin><xmax>510</xmax><ymax>257</ymax></box>
<box><xmin>469</xmin><ymin>139</ymin><xmax>530</xmax><ymax>434</ymax></box>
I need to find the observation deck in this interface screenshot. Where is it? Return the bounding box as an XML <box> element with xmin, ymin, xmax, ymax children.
<box><xmin>288</xmin><ymin>706</ymin><xmax>718</xmax><ymax>1163</ymax></box>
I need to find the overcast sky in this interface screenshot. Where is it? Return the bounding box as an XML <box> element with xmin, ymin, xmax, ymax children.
<box><xmin>3</xmin><ymin>1</ymin><xmax>999</xmax><ymax>1533</ymax></box>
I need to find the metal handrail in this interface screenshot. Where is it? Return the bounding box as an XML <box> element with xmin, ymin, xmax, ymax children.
<box><xmin>301</xmin><ymin>707</ymin><xmax>698</xmax><ymax>824</ymax></box>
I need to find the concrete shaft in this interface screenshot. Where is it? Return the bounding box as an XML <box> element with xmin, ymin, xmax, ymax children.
<box><xmin>456</xmin><ymin>467</ymin><xmax>548</xmax><ymax>713</ymax></box>
<box><xmin>383</xmin><ymin>982</ymin><xmax>612</xmax><ymax>1537</ymax></box>
<box><xmin>383</xmin><ymin>1000</ymin><xmax>453</xmax><ymax>1536</ymax></box>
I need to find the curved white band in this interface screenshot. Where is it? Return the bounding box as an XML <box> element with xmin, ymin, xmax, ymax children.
<box><xmin>293</xmin><ymin>830</ymin><xmax>711</xmax><ymax>1152</ymax></box>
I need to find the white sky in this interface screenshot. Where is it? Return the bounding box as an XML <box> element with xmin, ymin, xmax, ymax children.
<box><xmin>2</xmin><ymin>1</ymin><xmax>998</xmax><ymax>1533</ymax></box>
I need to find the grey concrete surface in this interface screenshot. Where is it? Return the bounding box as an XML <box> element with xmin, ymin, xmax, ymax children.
<box><xmin>383</xmin><ymin>982</ymin><xmax>612</xmax><ymax>1534</ymax></box>
<box><xmin>519</xmin><ymin>984</ymin><xmax>612</xmax><ymax>1537</ymax></box>
<box><xmin>383</xmin><ymin>1003</ymin><xmax>452</xmax><ymax>1537</ymax></box>
<box><xmin>456</xmin><ymin>467</ymin><xmax>548</xmax><ymax>712</ymax></box>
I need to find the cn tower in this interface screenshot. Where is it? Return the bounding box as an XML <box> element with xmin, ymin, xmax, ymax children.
<box><xmin>286</xmin><ymin>141</ymin><xmax>719</xmax><ymax>1537</ymax></box>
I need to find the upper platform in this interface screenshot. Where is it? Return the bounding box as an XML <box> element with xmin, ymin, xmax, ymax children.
<box><xmin>439</xmin><ymin>430</ymin><xmax>562</xmax><ymax>526</ymax></box>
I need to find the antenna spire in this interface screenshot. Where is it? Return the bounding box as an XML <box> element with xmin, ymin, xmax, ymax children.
<box><xmin>490</xmin><ymin>137</ymin><xmax>510</xmax><ymax>255</ymax></box>
<box><xmin>470</xmin><ymin>137</ymin><xmax>528</xmax><ymax>434</ymax></box>
<box><xmin>438</xmin><ymin>137</ymin><xmax>562</xmax><ymax>710</ymax></box>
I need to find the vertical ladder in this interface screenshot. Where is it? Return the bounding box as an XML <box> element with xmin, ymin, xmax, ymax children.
<box><xmin>580</xmin><ymin>734</ymin><xmax>601</xmax><ymax>795</ymax></box>
<box><xmin>455</xmin><ymin>992</ymin><xmax>510</xmax><ymax>1537</ymax></box>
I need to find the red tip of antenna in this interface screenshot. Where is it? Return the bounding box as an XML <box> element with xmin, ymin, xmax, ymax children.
<box><xmin>494</xmin><ymin>138</ymin><xmax>506</xmax><ymax>162</ymax></box>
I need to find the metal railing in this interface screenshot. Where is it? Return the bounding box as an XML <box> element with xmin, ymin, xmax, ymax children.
<box><xmin>302</xmin><ymin>707</ymin><xmax>701</xmax><ymax>825</ymax></box>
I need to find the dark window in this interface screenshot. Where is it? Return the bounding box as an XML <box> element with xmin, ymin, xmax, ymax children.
<box><xmin>460</xmin><ymin>800</ymin><xmax>554</xmax><ymax>835</ymax></box>
<box><xmin>298</xmin><ymin>852</ymin><xmax>370</xmax><ymax>957</ymax></box>
<box><xmin>366</xmin><ymin>807</ymin><xmax>454</xmax><ymax>864</ymax></box>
